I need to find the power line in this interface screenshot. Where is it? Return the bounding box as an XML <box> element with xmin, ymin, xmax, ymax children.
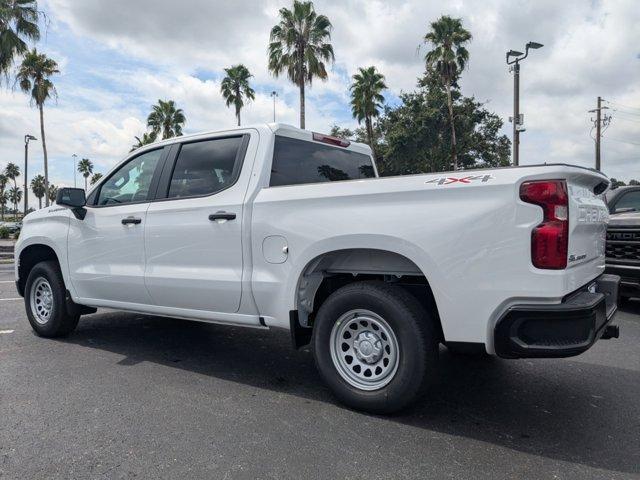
<box><xmin>605</xmin><ymin>100</ymin><xmax>640</xmax><ymax>112</ymax></box>
<box><xmin>605</xmin><ymin>137</ymin><xmax>640</xmax><ymax>147</ymax></box>
<box><xmin>611</xmin><ymin>108</ymin><xmax>640</xmax><ymax>118</ymax></box>
<box><xmin>611</xmin><ymin>115</ymin><xmax>640</xmax><ymax>124</ymax></box>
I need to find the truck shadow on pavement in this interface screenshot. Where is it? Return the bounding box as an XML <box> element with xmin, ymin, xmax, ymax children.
<box><xmin>61</xmin><ymin>306</ymin><xmax>640</xmax><ymax>476</ymax></box>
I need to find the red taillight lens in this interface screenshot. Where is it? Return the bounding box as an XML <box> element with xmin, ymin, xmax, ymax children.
<box><xmin>520</xmin><ymin>180</ymin><xmax>569</xmax><ymax>269</ymax></box>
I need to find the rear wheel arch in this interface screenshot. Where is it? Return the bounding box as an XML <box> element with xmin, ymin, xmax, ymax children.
<box><xmin>292</xmin><ymin>248</ymin><xmax>444</xmax><ymax>347</ymax></box>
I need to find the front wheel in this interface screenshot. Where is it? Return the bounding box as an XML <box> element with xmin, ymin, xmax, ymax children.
<box><xmin>313</xmin><ymin>281</ymin><xmax>438</xmax><ymax>414</ymax></box>
<box><xmin>24</xmin><ymin>261</ymin><xmax>79</xmax><ymax>337</ymax></box>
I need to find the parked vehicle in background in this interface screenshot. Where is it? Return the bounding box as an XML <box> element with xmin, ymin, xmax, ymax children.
<box><xmin>1</xmin><ymin>222</ymin><xmax>21</xmax><ymax>234</ymax></box>
<box><xmin>603</xmin><ymin>186</ymin><xmax>640</xmax><ymax>301</ymax></box>
<box><xmin>14</xmin><ymin>124</ymin><xmax>620</xmax><ymax>413</ymax></box>
<box><xmin>605</xmin><ymin>185</ymin><xmax>640</xmax><ymax>214</ymax></box>
<box><xmin>605</xmin><ymin>210</ymin><xmax>640</xmax><ymax>301</ymax></box>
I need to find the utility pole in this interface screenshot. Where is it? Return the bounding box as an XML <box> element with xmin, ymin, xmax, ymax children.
<box><xmin>589</xmin><ymin>97</ymin><xmax>610</xmax><ymax>171</ymax></box>
<box><xmin>506</xmin><ymin>41</ymin><xmax>544</xmax><ymax>166</ymax></box>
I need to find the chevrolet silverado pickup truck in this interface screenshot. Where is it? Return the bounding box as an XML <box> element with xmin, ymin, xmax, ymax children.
<box><xmin>15</xmin><ymin>123</ymin><xmax>620</xmax><ymax>413</ymax></box>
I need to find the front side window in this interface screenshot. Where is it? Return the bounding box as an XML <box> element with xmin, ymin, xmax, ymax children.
<box><xmin>96</xmin><ymin>149</ymin><xmax>163</xmax><ymax>206</ymax></box>
<box><xmin>270</xmin><ymin>135</ymin><xmax>375</xmax><ymax>187</ymax></box>
<box><xmin>613</xmin><ymin>191</ymin><xmax>640</xmax><ymax>213</ymax></box>
<box><xmin>167</xmin><ymin>136</ymin><xmax>244</xmax><ymax>198</ymax></box>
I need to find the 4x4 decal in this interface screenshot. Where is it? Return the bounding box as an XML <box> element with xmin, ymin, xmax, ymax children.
<box><xmin>425</xmin><ymin>174</ymin><xmax>494</xmax><ymax>186</ymax></box>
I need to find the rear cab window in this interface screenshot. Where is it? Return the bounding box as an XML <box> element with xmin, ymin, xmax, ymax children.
<box><xmin>270</xmin><ymin>135</ymin><xmax>375</xmax><ymax>187</ymax></box>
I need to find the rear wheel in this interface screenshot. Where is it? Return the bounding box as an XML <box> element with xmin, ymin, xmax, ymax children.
<box><xmin>313</xmin><ymin>281</ymin><xmax>438</xmax><ymax>414</ymax></box>
<box><xmin>24</xmin><ymin>261</ymin><xmax>79</xmax><ymax>337</ymax></box>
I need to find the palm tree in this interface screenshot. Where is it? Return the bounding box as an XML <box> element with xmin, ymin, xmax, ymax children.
<box><xmin>220</xmin><ymin>64</ymin><xmax>255</xmax><ymax>126</ymax></box>
<box><xmin>350</xmin><ymin>66</ymin><xmax>387</xmax><ymax>157</ymax></box>
<box><xmin>4</xmin><ymin>162</ymin><xmax>19</xmax><ymax>194</ymax></box>
<box><xmin>0</xmin><ymin>0</ymin><xmax>40</xmax><ymax>81</ymax></box>
<box><xmin>77</xmin><ymin>158</ymin><xmax>93</xmax><ymax>191</ymax></box>
<box><xmin>8</xmin><ymin>186</ymin><xmax>21</xmax><ymax>214</ymax></box>
<box><xmin>423</xmin><ymin>15</ymin><xmax>472</xmax><ymax>170</ymax></box>
<box><xmin>130</xmin><ymin>131</ymin><xmax>157</xmax><ymax>152</ymax></box>
<box><xmin>0</xmin><ymin>173</ymin><xmax>7</xmax><ymax>220</ymax></box>
<box><xmin>16</xmin><ymin>49</ymin><xmax>59</xmax><ymax>204</ymax></box>
<box><xmin>47</xmin><ymin>183</ymin><xmax>57</xmax><ymax>204</ymax></box>
<box><xmin>147</xmin><ymin>100</ymin><xmax>185</xmax><ymax>140</ymax></box>
<box><xmin>0</xmin><ymin>190</ymin><xmax>7</xmax><ymax>220</ymax></box>
<box><xmin>268</xmin><ymin>0</ymin><xmax>334</xmax><ymax>129</ymax></box>
<box><xmin>90</xmin><ymin>172</ymin><xmax>103</xmax><ymax>185</ymax></box>
<box><xmin>30</xmin><ymin>173</ymin><xmax>45</xmax><ymax>208</ymax></box>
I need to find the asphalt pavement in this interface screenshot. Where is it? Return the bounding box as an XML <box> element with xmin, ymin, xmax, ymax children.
<box><xmin>0</xmin><ymin>262</ymin><xmax>639</xmax><ymax>479</ymax></box>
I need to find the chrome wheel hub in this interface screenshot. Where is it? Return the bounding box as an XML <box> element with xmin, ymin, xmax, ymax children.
<box><xmin>30</xmin><ymin>277</ymin><xmax>54</xmax><ymax>325</ymax></box>
<box><xmin>330</xmin><ymin>309</ymin><xmax>399</xmax><ymax>391</ymax></box>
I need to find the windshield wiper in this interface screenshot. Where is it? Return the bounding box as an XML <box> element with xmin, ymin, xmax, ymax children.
<box><xmin>613</xmin><ymin>207</ymin><xmax>638</xmax><ymax>214</ymax></box>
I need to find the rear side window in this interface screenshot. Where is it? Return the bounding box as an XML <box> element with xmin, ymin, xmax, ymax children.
<box><xmin>168</xmin><ymin>136</ymin><xmax>244</xmax><ymax>198</ymax></box>
<box><xmin>270</xmin><ymin>136</ymin><xmax>375</xmax><ymax>187</ymax></box>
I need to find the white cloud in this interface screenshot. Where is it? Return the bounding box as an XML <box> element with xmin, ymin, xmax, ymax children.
<box><xmin>0</xmin><ymin>0</ymin><xmax>638</xmax><ymax>205</ymax></box>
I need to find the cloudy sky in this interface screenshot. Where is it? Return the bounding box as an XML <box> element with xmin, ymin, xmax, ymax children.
<box><xmin>1</xmin><ymin>0</ymin><xmax>639</xmax><ymax>207</ymax></box>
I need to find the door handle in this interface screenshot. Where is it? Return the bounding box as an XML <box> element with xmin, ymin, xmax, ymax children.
<box><xmin>208</xmin><ymin>212</ymin><xmax>236</xmax><ymax>221</ymax></box>
<box><xmin>121</xmin><ymin>216</ymin><xmax>142</xmax><ymax>225</ymax></box>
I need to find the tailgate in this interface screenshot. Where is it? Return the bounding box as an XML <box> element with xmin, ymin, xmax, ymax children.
<box><xmin>566</xmin><ymin>171</ymin><xmax>609</xmax><ymax>270</ymax></box>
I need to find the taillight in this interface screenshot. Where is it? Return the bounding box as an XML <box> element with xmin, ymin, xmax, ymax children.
<box><xmin>519</xmin><ymin>180</ymin><xmax>569</xmax><ymax>269</ymax></box>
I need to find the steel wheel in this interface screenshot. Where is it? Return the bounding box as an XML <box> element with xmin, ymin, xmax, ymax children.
<box><xmin>329</xmin><ymin>309</ymin><xmax>400</xmax><ymax>391</ymax></box>
<box><xmin>30</xmin><ymin>277</ymin><xmax>54</xmax><ymax>325</ymax></box>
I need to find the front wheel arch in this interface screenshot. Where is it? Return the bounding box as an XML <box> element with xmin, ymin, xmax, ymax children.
<box><xmin>17</xmin><ymin>244</ymin><xmax>60</xmax><ymax>296</ymax></box>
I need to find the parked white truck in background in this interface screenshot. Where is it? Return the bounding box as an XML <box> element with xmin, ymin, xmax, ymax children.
<box><xmin>15</xmin><ymin>124</ymin><xmax>620</xmax><ymax>413</ymax></box>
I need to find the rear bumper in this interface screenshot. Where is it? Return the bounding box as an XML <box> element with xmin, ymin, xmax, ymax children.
<box><xmin>605</xmin><ymin>263</ymin><xmax>640</xmax><ymax>298</ymax></box>
<box><xmin>494</xmin><ymin>274</ymin><xmax>620</xmax><ymax>359</ymax></box>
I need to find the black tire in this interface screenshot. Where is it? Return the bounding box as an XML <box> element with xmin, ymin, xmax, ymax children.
<box><xmin>312</xmin><ymin>281</ymin><xmax>438</xmax><ymax>414</ymax></box>
<box><xmin>24</xmin><ymin>260</ymin><xmax>79</xmax><ymax>338</ymax></box>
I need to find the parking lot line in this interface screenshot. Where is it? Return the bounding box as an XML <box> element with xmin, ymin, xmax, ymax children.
<box><xmin>0</xmin><ymin>280</ymin><xmax>15</xmax><ymax>283</ymax></box>
<box><xmin>0</xmin><ymin>330</ymin><xmax>14</xmax><ymax>334</ymax></box>
<box><xmin>0</xmin><ymin>298</ymin><xmax>20</xmax><ymax>302</ymax></box>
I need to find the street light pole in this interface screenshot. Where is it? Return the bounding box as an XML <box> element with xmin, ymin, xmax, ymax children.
<box><xmin>24</xmin><ymin>134</ymin><xmax>37</xmax><ymax>216</ymax></box>
<box><xmin>513</xmin><ymin>61</ymin><xmax>520</xmax><ymax>166</ymax></box>
<box><xmin>271</xmin><ymin>91</ymin><xmax>278</xmax><ymax>122</ymax></box>
<box><xmin>72</xmin><ymin>154</ymin><xmax>77</xmax><ymax>188</ymax></box>
<box><xmin>506</xmin><ymin>41</ymin><xmax>543</xmax><ymax>166</ymax></box>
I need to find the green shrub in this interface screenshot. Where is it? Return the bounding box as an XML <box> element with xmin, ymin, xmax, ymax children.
<box><xmin>0</xmin><ymin>226</ymin><xmax>9</xmax><ymax>240</ymax></box>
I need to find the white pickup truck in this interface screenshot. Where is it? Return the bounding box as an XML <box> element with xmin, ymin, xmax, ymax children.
<box><xmin>15</xmin><ymin>123</ymin><xmax>620</xmax><ymax>413</ymax></box>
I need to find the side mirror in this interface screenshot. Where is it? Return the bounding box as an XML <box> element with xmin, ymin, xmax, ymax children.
<box><xmin>56</xmin><ymin>188</ymin><xmax>87</xmax><ymax>219</ymax></box>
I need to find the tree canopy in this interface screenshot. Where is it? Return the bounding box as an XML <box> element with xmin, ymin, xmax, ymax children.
<box><xmin>358</xmin><ymin>69</ymin><xmax>510</xmax><ymax>176</ymax></box>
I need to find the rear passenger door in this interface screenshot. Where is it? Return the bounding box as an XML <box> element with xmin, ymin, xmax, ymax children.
<box><xmin>144</xmin><ymin>134</ymin><xmax>250</xmax><ymax>313</ymax></box>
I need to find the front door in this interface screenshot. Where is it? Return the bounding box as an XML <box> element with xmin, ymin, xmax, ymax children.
<box><xmin>67</xmin><ymin>148</ymin><xmax>165</xmax><ymax>305</ymax></box>
<box><xmin>144</xmin><ymin>135</ymin><xmax>249</xmax><ymax>313</ymax></box>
